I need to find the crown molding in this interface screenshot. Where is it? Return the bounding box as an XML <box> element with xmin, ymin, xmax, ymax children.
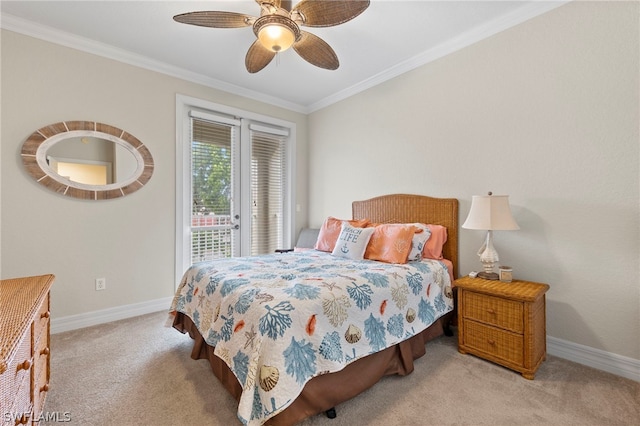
<box><xmin>0</xmin><ymin>13</ymin><xmax>308</xmax><ymax>114</ymax></box>
<box><xmin>1</xmin><ymin>1</ymin><xmax>570</xmax><ymax>115</ymax></box>
<box><xmin>307</xmin><ymin>0</ymin><xmax>571</xmax><ymax>113</ymax></box>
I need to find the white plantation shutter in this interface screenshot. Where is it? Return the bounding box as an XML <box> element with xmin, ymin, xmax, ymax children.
<box><xmin>250</xmin><ymin>124</ymin><xmax>288</xmax><ymax>255</ymax></box>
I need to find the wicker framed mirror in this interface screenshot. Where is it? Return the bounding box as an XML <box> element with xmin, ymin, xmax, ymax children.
<box><xmin>21</xmin><ymin>121</ymin><xmax>153</xmax><ymax>200</ymax></box>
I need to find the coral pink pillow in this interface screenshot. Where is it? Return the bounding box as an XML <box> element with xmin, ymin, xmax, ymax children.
<box><xmin>314</xmin><ymin>217</ymin><xmax>369</xmax><ymax>252</ymax></box>
<box><xmin>364</xmin><ymin>223</ymin><xmax>419</xmax><ymax>264</ymax></box>
<box><xmin>422</xmin><ymin>224</ymin><xmax>448</xmax><ymax>260</ymax></box>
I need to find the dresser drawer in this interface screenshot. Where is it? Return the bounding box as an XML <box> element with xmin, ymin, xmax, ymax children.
<box><xmin>8</xmin><ymin>376</ymin><xmax>33</xmax><ymax>426</ymax></box>
<box><xmin>32</xmin><ymin>366</ymin><xmax>49</xmax><ymax>425</ymax></box>
<box><xmin>33</xmin><ymin>293</ymin><xmax>50</xmax><ymax>346</ymax></box>
<box><xmin>462</xmin><ymin>320</ymin><xmax>524</xmax><ymax>366</ymax></box>
<box><xmin>0</xmin><ymin>332</ymin><xmax>32</xmax><ymax>416</ymax></box>
<box><xmin>1</xmin><ymin>275</ymin><xmax>54</xmax><ymax>425</ymax></box>
<box><xmin>462</xmin><ymin>291</ymin><xmax>524</xmax><ymax>333</ymax></box>
<box><xmin>33</xmin><ymin>332</ymin><xmax>50</xmax><ymax>389</ymax></box>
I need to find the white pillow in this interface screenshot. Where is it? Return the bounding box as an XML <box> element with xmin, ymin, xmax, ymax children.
<box><xmin>407</xmin><ymin>223</ymin><xmax>432</xmax><ymax>261</ymax></box>
<box><xmin>331</xmin><ymin>222</ymin><xmax>375</xmax><ymax>260</ymax></box>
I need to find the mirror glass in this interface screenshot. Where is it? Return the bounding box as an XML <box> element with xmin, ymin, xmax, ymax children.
<box><xmin>21</xmin><ymin>121</ymin><xmax>154</xmax><ymax>200</ymax></box>
<box><xmin>46</xmin><ymin>136</ymin><xmax>138</xmax><ymax>185</ymax></box>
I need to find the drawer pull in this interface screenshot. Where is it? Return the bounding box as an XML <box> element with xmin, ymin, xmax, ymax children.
<box><xmin>40</xmin><ymin>383</ymin><xmax>50</xmax><ymax>392</ymax></box>
<box><xmin>41</xmin><ymin>347</ymin><xmax>50</xmax><ymax>356</ymax></box>
<box><xmin>17</xmin><ymin>359</ymin><xmax>32</xmax><ymax>371</ymax></box>
<box><xmin>41</xmin><ymin>311</ymin><xmax>50</xmax><ymax>319</ymax></box>
<box><xmin>486</xmin><ymin>308</ymin><xmax>496</xmax><ymax>315</ymax></box>
<box><xmin>487</xmin><ymin>339</ymin><xmax>496</xmax><ymax>346</ymax></box>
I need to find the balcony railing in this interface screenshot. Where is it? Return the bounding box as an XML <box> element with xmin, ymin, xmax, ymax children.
<box><xmin>191</xmin><ymin>214</ymin><xmax>232</xmax><ymax>263</ymax></box>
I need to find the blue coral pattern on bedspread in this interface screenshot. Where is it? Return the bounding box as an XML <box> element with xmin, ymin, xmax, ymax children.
<box><xmin>170</xmin><ymin>251</ymin><xmax>453</xmax><ymax>425</ymax></box>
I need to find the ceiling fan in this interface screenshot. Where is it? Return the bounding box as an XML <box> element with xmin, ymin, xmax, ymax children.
<box><xmin>173</xmin><ymin>0</ymin><xmax>370</xmax><ymax>73</ymax></box>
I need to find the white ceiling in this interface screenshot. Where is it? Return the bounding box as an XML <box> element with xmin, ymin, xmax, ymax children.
<box><xmin>0</xmin><ymin>1</ymin><xmax>566</xmax><ymax>113</ymax></box>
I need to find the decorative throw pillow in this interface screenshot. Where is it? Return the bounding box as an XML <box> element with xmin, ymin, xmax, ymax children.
<box><xmin>364</xmin><ymin>223</ymin><xmax>418</xmax><ymax>264</ymax></box>
<box><xmin>314</xmin><ymin>217</ymin><xmax>369</xmax><ymax>252</ymax></box>
<box><xmin>422</xmin><ymin>224</ymin><xmax>448</xmax><ymax>260</ymax></box>
<box><xmin>331</xmin><ymin>222</ymin><xmax>375</xmax><ymax>260</ymax></box>
<box><xmin>407</xmin><ymin>223</ymin><xmax>432</xmax><ymax>261</ymax></box>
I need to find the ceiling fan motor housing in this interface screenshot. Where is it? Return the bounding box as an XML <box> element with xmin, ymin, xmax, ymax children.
<box><xmin>253</xmin><ymin>14</ymin><xmax>301</xmax><ymax>52</ymax></box>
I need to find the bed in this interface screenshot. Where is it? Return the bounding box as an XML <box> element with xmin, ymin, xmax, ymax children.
<box><xmin>169</xmin><ymin>194</ymin><xmax>459</xmax><ymax>425</ymax></box>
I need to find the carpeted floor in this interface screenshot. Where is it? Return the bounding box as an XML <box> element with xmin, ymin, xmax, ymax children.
<box><xmin>42</xmin><ymin>311</ymin><xmax>639</xmax><ymax>425</ymax></box>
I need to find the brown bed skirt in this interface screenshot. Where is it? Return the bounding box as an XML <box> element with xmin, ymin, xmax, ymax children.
<box><xmin>172</xmin><ymin>311</ymin><xmax>452</xmax><ymax>425</ymax></box>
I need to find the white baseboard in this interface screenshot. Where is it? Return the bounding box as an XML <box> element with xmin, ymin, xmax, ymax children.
<box><xmin>547</xmin><ymin>336</ymin><xmax>640</xmax><ymax>382</ymax></box>
<box><xmin>51</xmin><ymin>301</ymin><xmax>639</xmax><ymax>382</ymax></box>
<box><xmin>50</xmin><ymin>297</ymin><xmax>173</xmax><ymax>334</ymax></box>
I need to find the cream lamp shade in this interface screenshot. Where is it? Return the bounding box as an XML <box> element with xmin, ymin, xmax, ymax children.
<box><xmin>462</xmin><ymin>194</ymin><xmax>519</xmax><ymax>231</ymax></box>
<box><xmin>462</xmin><ymin>192</ymin><xmax>519</xmax><ymax>280</ymax></box>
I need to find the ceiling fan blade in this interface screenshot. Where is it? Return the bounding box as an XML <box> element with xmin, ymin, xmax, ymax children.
<box><xmin>173</xmin><ymin>11</ymin><xmax>254</xmax><ymax>28</ymax></box>
<box><xmin>292</xmin><ymin>0</ymin><xmax>370</xmax><ymax>27</ymax></box>
<box><xmin>246</xmin><ymin>40</ymin><xmax>276</xmax><ymax>73</ymax></box>
<box><xmin>293</xmin><ymin>31</ymin><xmax>339</xmax><ymax>70</ymax></box>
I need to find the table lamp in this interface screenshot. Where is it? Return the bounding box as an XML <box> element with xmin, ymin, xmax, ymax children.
<box><xmin>462</xmin><ymin>192</ymin><xmax>519</xmax><ymax>280</ymax></box>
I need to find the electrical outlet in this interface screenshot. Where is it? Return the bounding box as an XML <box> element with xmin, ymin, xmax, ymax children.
<box><xmin>95</xmin><ymin>277</ymin><xmax>106</xmax><ymax>291</ymax></box>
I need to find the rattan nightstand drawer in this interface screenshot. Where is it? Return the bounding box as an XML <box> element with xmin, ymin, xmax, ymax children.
<box><xmin>455</xmin><ymin>276</ymin><xmax>549</xmax><ymax>380</ymax></box>
<box><xmin>462</xmin><ymin>292</ymin><xmax>523</xmax><ymax>333</ymax></box>
<box><xmin>462</xmin><ymin>320</ymin><xmax>524</xmax><ymax>366</ymax></box>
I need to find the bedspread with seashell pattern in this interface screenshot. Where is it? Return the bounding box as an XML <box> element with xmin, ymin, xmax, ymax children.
<box><xmin>170</xmin><ymin>250</ymin><xmax>453</xmax><ymax>425</ymax></box>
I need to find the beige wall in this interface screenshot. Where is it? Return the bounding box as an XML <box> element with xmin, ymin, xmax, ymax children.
<box><xmin>308</xmin><ymin>1</ymin><xmax>639</xmax><ymax>359</ymax></box>
<box><xmin>0</xmin><ymin>30</ymin><xmax>308</xmax><ymax>318</ymax></box>
<box><xmin>1</xmin><ymin>1</ymin><xmax>637</xmax><ymax>363</ymax></box>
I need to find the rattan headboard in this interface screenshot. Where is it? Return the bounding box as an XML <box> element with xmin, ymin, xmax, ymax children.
<box><xmin>352</xmin><ymin>194</ymin><xmax>459</xmax><ymax>277</ymax></box>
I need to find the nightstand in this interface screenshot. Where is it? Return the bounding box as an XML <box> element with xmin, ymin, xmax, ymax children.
<box><xmin>454</xmin><ymin>276</ymin><xmax>549</xmax><ymax>379</ymax></box>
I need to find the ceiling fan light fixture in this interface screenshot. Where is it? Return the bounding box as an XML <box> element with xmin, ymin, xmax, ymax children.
<box><xmin>258</xmin><ymin>24</ymin><xmax>294</xmax><ymax>52</ymax></box>
<box><xmin>175</xmin><ymin>0</ymin><xmax>370</xmax><ymax>72</ymax></box>
<box><xmin>254</xmin><ymin>15</ymin><xmax>300</xmax><ymax>53</ymax></box>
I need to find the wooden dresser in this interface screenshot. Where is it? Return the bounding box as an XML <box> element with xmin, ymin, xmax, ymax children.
<box><xmin>0</xmin><ymin>274</ymin><xmax>54</xmax><ymax>425</ymax></box>
<box><xmin>455</xmin><ymin>276</ymin><xmax>549</xmax><ymax>379</ymax></box>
